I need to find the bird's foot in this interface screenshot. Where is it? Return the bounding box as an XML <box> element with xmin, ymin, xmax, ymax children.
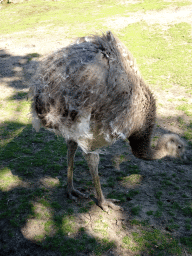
<box><xmin>67</xmin><ymin>188</ymin><xmax>88</xmax><ymax>202</ymax></box>
<box><xmin>98</xmin><ymin>199</ymin><xmax>123</xmax><ymax>212</ymax></box>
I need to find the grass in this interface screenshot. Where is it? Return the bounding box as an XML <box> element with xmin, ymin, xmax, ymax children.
<box><xmin>123</xmin><ymin>223</ymin><xmax>182</xmax><ymax>255</ymax></box>
<box><xmin>79</xmin><ymin>207</ymin><xmax>89</xmax><ymax>213</ymax></box>
<box><xmin>39</xmin><ymin>213</ymin><xmax>116</xmax><ymax>255</ymax></box>
<box><xmin>121</xmin><ymin>22</ymin><xmax>192</xmax><ymax>90</ymax></box>
<box><xmin>176</xmin><ymin>117</ymin><xmax>192</xmax><ymax>141</ymax></box>
<box><xmin>155</xmin><ymin>191</ymin><xmax>163</xmax><ymax>199</ymax></box>
<box><xmin>0</xmin><ymin>167</ymin><xmax>22</xmax><ymax>191</ymax></box>
<box><xmin>122</xmin><ymin>174</ymin><xmax>142</xmax><ymax>186</ymax></box>
<box><xmin>127</xmin><ymin>165</ymin><xmax>140</xmax><ymax>174</ymax></box>
<box><xmin>127</xmin><ymin>189</ymin><xmax>140</xmax><ymax>199</ymax></box>
<box><xmin>131</xmin><ymin>206</ymin><xmax>141</xmax><ymax>216</ymax></box>
<box><xmin>107</xmin><ymin>192</ymin><xmax>126</xmax><ymax>202</ymax></box>
<box><xmin>94</xmin><ymin>217</ymin><xmax>109</xmax><ymax>237</ymax></box>
<box><xmin>0</xmin><ymin>0</ymin><xmax>190</xmax><ymax>36</ymax></box>
<box><xmin>176</xmin><ymin>103</ymin><xmax>192</xmax><ymax>116</ymax></box>
<box><xmin>180</xmin><ymin>236</ymin><xmax>192</xmax><ymax>253</ymax></box>
<box><xmin>106</xmin><ymin>177</ymin><xmax>115</xmax><ymax>188</ymax></box>
<box><xmin>0</xmin><ymin>0</ymin><xmax>192</xmax><ymax>255</ymax></box>
<box><xmin>146</xmin><ymin>210</ymin><xmax>153</xmax><ymax>216</ymax></box>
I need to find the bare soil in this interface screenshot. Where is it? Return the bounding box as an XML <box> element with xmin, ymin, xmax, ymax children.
<box><xmin>105</xmin><ymin>4</ymin><xmax>192</xmax><ymax>30</ymax></box>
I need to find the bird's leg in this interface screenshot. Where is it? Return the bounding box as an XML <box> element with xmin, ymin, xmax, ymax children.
<box><xmin>83</xmin><ymin>152</ymin><xmax>121</xmax><ymax>212</ymax></box>
<box><xmin>67</xmin><ymin>140</ymin><xmax>88</xmax><ymax>201</ymax></box>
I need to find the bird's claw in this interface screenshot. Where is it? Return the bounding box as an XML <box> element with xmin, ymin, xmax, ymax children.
<box><xmin>98</xmin><ymin>198</ymin><xmax>123</xmax><ymax>212</ymax></box>
<box><xmin>67</xmin><ymin>188</ymin><xmax>88</xmax><ymax>202</ymax></box>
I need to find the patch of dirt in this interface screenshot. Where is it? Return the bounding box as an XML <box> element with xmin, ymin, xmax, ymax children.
<box><xmin>105</xmin><ymin>5</ymin><xmax>192</xmax><ymax>30</ymax></box>
<box><xmin>117</xmin><ymin>0</ymin><xmax>142</xmax><ymax>5</ymax></box>
<box><xmin>152</xmin><ymin>84</ymin><xmax>192</xmax><ymax>135</ymax></box>
<box><xmin>0</xmin><ymin>25</ymin><xmax>72</xmax><ymax>56</ymax></box>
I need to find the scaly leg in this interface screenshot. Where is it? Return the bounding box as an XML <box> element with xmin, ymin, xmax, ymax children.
<box><xmin>83</xmin><ymin>152</ymin><xmax>121</xmax><ymax>212</ymax></box>
<box><xmin>67</xmin><ymin>140</ymin><xmax>88</xmax><ymax>201</ymax></box>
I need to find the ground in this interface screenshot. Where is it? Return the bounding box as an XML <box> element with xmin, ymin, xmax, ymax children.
<box><xmin>0</xmin><ymin>1</ymin><xmax>192</xmax><ymax>255</ymax></box>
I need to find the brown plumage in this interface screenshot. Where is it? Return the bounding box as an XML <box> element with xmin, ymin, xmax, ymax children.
<box><xmin>30</xmin><ymin>31</ymin><xmax>185</xmax><ymax>211</ymax></box>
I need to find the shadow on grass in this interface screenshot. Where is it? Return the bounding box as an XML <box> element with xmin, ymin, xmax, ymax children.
<box><xmin>0</xmin><ymin>119</ymin><xmax>192</xmax><ymax>255</ymax></box>
<box><xmin>0</xmin><ymin>122</ymin><xmax>118</xmax><ymax>255</ymax></box>
<box><xmin>0</xmin><ymin>190</ymin><xmax>114</xmax><ymax>256</ymax></box>
<box><xmin>0</xmin><ymin>49</ymin><xmax>39</xmax><ymax>91</ymax></box>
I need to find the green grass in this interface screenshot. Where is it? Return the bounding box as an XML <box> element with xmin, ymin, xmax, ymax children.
<box><xmin>121</xmin><ymin>22</ymin><xmax>192</xmax><ymax>89</ymax></box>
<box><xmin>9</xmin><ymin>91</ymin><xmax>28</xmax><ymax>100</ymax></box>
<box><xmin>123</xmin><ymin>226</ymin><xmax>182</xmax><ymax>254</ymax></box>
<box><xmin>122</xmin><ymin>174</ymin><xmax>142</xmax><ymax>185</ymax></box>
<box><xmin>42</xmin><ymin>230</ymin><xmax>115</xmax><ymax>255</ymax></box>
<box><xmin>127</xmin><ymin>189</ymin><xmax>140</xmax><ymax>198</ymax></box>
<box><xmin>155</xmin><ymin>191</ymin><xmax>163</xmax><ymax>199</ymax></box>
<box><xmin>1</xmin><ymin>0</ymin><xmax>191</xmax><ymax>36</ymax></box>
<box><xmin>79</xmin><ymin>207</ymin><xmax>89</xmax><ymax>213</ymax></box>
<box><xmin>0</xmin><ymin>0</ymin><xmax>192</xmax><ymax>255</ymax></box>
<box><xmin>107</xmin><ymin>192</ymin><xmax>126</xmax><ymax>202</ymax></box>
<box><xmin>180</xmin><ymin>236</ymin><xmax>192</xmax><ymax>253</ymax></box>
<box><xmin>131</xmin><ymin>206</ymin><xmax>141</xmax><ymax>216</ymax></box>
<box><xmin>51</xmin><ymin>201</ymin><xmax>62</xmax><ymax>210</ymax></box>
<box><xmin>182</xmin><ymin>206</ymin><xmax>192</xmax><ymax>217</ymax></box>
<box><xmin>127</xmin><ymin>165</ymin><xmax>140</xmax><ymax>174</ymax></box>
<box><xmin>154</xmin><ymin>210</ymin><xmax>162</xmax><ymax>218</ymax></box>
<box><xmin>106</xmin><ymin>177</ymin><xmax>115</xmax><ymax>188</ymax></box>
<box><xmin>27</xmin><ymin>53</ymin><xmax>41</xmax><ymax>62</ymax></box>
<box><xmin>146</xmin><ymin>210</ymin><xmax>153</xmax><ymax>216</ymax></box>
<box><xmin>0</xmin><ymin>0</ymin><xmax>134</xmax><ymax>35</ymax></box>
<box><xmin>176</xmin><ymin>103</ymin><xmax>192</xmax><ymax>116</ymax></box>
<box><xmin>184</xmin><ymin>121</ymin><xmax>192</xmax><ymax>141</ymax></box>
<box><xmin>0</xmin><ymin>167</ymin><xmax>22</xmax><ymax>191</ymax></box>
<box><xmin>94</xmin><ymin>217</ymin><xmax>110</xmax><ymax>237</ymax></box>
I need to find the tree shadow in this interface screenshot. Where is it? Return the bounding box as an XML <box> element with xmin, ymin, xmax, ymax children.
<box><xmin>0</xmin><ymin>118</ymin><xmax>192</xmax><ymax>255</ymax></box>
<box><xmin>0</xmin><ymin>122</ymin><xmax>121</xmax><ymax>255</ymax></box>
<box><xmin>0</xmin><ymin>48</ymin><xmax>39</xmax><ymax>91</ymax></box>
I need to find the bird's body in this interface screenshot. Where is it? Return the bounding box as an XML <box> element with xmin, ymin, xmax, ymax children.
<box><xmin>32</xmin><ymin>32</ymin><xmax>154</xmax><ymax>153</ymax></box>
<box><xmin>31</xmin><ymin>31</ymin><xmax>185</xmax><ymax>211</ymax></box>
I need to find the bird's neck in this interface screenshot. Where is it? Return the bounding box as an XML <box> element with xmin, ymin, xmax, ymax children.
<box><xmin>129</xmin><ymin>135</ymin><xmax>168</xmax><ymax>161</ymax></box>
<box><xmin>131</xmin><ymin>146</ymin><xmax>167</xmax><ymax>160</ymax></box>
<box><xmin>140</xmin><ymin>146</ymin><xmax>168</xmax><ymax>160</ymax></box>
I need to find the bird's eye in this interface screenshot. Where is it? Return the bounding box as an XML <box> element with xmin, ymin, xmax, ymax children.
<box><xmin>178</xmin><ymin>145</ymin><xmax>182</xmax><ymax>149</ymax></box>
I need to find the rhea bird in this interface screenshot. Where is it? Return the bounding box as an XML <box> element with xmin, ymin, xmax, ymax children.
<box><xmin>31</xmin><ymin>31</ymin><xmax>185</xmax><ymax>211</ymax></box>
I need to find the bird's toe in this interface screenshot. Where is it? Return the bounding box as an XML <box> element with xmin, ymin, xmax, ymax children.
<box><xmin>98</xmin><ymin>199</ymin><xmax>123</xmax><ymax>212</ymax></box>
<box><xmin>67</xmin><ymin>188</ymin><xmax>88</xmax><ymax>201</ymax></box>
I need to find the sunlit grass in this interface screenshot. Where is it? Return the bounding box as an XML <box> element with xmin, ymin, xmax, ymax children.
<box><xmin>1</xmin><ymin>0</ymin><xmax>191</xmax><ymax>36</ymax></box>
<box><xmin>0</xmin><ymin>167</ymin><xmax>22</xmax><ymax>191</ymax></box>
<box><xmin>176</xmin><ymin>103</ymin><xmax>192</xmax><ymax>116</ymax></box>
<box><xmin>120</xmin><ymin>22</ymin><xmax>192</xmax><ymax>89</ymax></box>
<box><xmin>121</xmin><ymin>174</ymin><xmax>143</xmax><ymax>187</ymax></box>
<box><xmin>123</xmin><ymin>223</ymin><xmax>182</xmax><ymax>254</ymax></box>
<box><xmin>94</xmin><ymin>217</ymin><xmax>109</xmax><ymax>237</ymax></box>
